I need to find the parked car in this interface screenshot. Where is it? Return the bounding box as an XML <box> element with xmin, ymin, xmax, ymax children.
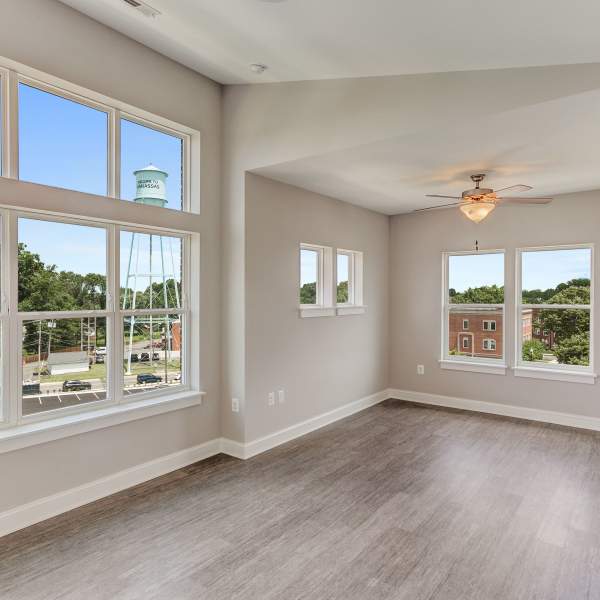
<box><xmin>140</xmin><ymin>352</ymin><xmax>150</xmax><ymax>362</ymax></box>
<box><xmin>62</xmin><ymin>380</ymin><xmax>92</xmax><ymax>392</ymax></box>
<box><xmin>95</xmin><ymin>354</ymin><xmax>105</xmax><ymax>364</ymax></box>
<box><xmin>137</xmin><ymin>373</ymin><xmax>162</xmax><ymax>385</ymax></box>
<box><xmin>130</xmin><ymin>353</ymin><xmax>139</xmax><ymax>363</ymax></box>
<box><xmin>22</xmin><ymin>382</ymin><xmax>41</xmax><ymax>396</ymax></box>
<box><xmin>95</xmin><ymin>346</ymin><xmax>107</xmax><ymax>356</ymax></box>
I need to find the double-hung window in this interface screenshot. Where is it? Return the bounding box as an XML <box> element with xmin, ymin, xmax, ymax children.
<box><xmin>442</xmin><ymin>250</ymin><xmax>506</xmax><ymax>374</ymax></box>
<box><xmin>516</xmin><ymin>245</ymin><xmax>595</xmax><ymax>384</ymax></box>
<box><xmin>0</xmin><ymin>58</ymin><xmax>200</xmax><ymax>447</ymax></box>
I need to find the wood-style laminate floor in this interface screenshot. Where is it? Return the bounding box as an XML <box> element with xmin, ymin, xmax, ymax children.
<box><xmin>2</xmin><ymin>399</ymin><xmax>600</xmax><ymax>600</ymax></box>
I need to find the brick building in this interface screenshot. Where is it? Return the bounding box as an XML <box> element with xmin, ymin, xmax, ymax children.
<box><xmin>449</xmin><ymin>309</ymin><xmax>503</xmax><ymax>358</ymax></box>
<box><xmin>450</xmin><ymin>308</ymin><xmax>556</xmax><ymax>359</ymax></box>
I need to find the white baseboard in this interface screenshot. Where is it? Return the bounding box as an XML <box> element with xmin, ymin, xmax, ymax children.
<box><xmin>221</xmin><ymin>389</ymin><xmax>389</xmax><ymax>460</ymax></box>
<box><xmin>0</xmin><ymin>438</ymin><xmax>222</xmax><ymax>539</ymax></box>
<box><xmin>388</xmin><ymin>388</ymin><xmax>600</xmax><ymax>432</ymax></box>
<box><xmin>1</xmin><ymin>390</ymin><xmax>390</xmax><ymax>538</ymax></box>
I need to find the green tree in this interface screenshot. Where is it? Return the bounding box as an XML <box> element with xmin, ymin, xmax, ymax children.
<box><xmin>522</xmin><ymin>339</ymin><xmax>546</xmax><ymax>361</ymax></box>
<box><xmin>337</xmin><ymin>280</ymin><xmax>348</xmax><ymax>303</ymax></box>
<box><xmin>300</xmin><ymin>282</ymin><xmax>316</xmax><ymax>304</ymax></box>
<box><xmin>554</xmin><ymin>333</ymin><xmax>590</xmax><ymax>366</ymax></box>
<box><xmin>450</xmin><ymin>285</ymin><xmax>504</xmax><ymax>304</ymax></box>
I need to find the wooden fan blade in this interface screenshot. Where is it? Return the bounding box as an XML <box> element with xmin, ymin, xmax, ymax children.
<box><xmin>497</xmin><ymin>197</ymin><xmax>552</xmax><ymax>205</ymax></box>
<box><xmin>414</xmin><ymin>202</ymin><xmax>463</xmax><ymax>212</ymax></box>
<box><xmin>494</xmin><ymin>184</ymin><xmax>533</xmax><ymax>194</ymax></box>
<box><xmin>425</xmin><ymin>194</ymin><xmax>462</xmax><ymax>199</ymax></box>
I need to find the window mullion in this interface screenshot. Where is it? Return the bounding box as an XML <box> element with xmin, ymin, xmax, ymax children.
<box><xmin>112</xmin><ymin>224</ymin><xmax>122</xmax><ymax>404</ymax></box>
<box><xmin>7</xmin><ymin>211</ymin><xmax>19</xmax><ymax>424</ymax></box>
<box><xmin>110</xmin><ymin>108</ymin><xmax>120</xmax><ymax>199</ymax></box>
<box><xmin>6</xmin><ymin>70</ymin><xmax>18</xmax><ymax>180</ymax></box>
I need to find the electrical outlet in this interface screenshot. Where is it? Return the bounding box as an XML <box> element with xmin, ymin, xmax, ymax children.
<box><xmin>231</xmin><ymin>398</ymin><xmax>240</xmax><ymax>413</ymax></box>
<box><xmin>268</xmin><ymin>392</ymin><xmax>275</xmax><ymax>407</ymax></box>
<box><xmin>417</xmin><ymin>364</ymin><xmax>425</xmax><ymax>375</ymax></box>
<box><xmin>278</xmin><ymin>389</ymin><xmax>285</xmax><ymax>404</ymax></box>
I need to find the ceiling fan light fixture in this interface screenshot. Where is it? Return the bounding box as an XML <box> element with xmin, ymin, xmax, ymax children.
<box><xmin>459</xmin><ymin>201</ymin><xmax>496</xmax><ymax>224</ymax></box>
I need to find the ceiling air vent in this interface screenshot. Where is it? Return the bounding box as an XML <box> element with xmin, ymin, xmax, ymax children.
<box><xmin>121</xmin><ymin>0</ymin><xmax>161</xmax><ymax>18</ymax></box>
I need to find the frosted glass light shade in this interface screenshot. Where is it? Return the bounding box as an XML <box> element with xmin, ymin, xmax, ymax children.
<box><xmin>459</xmin><ymin>201</ymin><xmax>496</xmax><ymax>223</ymax></box>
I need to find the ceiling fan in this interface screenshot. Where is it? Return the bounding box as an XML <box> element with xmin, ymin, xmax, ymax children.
<box><xmin>417</xmin><ymin>174</ymin><xmax>553</xmax><ymax>223</ymax></box>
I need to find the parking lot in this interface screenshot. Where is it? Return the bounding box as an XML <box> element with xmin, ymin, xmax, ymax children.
<box><xmin>22</xmin><ymin>384</ymin><xmax>177</xmax><ymax>416</ymax></box>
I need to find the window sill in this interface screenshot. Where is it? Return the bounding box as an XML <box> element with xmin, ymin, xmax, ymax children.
<box><xmin>439</xmin><ymin>359</ymin><xmax>507</xmax><ymax>375</ymax></box>
<box><xmin>513</xmin><ymin>366</ymin><xmax>596</xmax><ymax>385</ymax></box>
<box><xmin>299</xmin><ymin>306</ymin><xmax>335</xmax><ymax>318</ymax></box>
<box><xmin>336</xmin><ymin>305</ymin><xmax>366</xmax><ymax>316</ymax></box>
<box><xmin>0</xmin><ymin>390</ymin><xmax>205</xmax><ymax>454</ymax></box>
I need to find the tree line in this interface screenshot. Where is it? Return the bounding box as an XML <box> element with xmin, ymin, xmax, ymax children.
<box><xmin>19</xmin><ymin>243</ymin><xmax>180</xmax><ymax>355</ymax></box>
<box><xmin>300</xmin><ymin>280</ymin><xmax>348</xmax><ymax>304</ymax></box>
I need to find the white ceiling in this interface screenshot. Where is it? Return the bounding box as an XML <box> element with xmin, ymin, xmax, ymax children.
<box><xmin>255</xmin><ymin>87</ymin><xmax>600</xmax><ymax>214</ymax></box>
<box><xmin>61</xmin><ymin>0</ymin><xmax>600</xmax><ymax>84</ymax></box>
<box><xmin>60</xmin><ymin>0</ymin><xmax>600</xmax><ymax>215</ymax></box>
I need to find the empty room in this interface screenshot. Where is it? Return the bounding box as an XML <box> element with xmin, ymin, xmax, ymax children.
<box><xmin>2</xmin><ymin>0</ymin><xmax>600</xmax><ymax>598</ymax></box>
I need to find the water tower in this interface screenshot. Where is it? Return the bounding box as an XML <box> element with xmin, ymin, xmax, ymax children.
<box><xmin>122</xmin><ymin>165</ymin><xmax>181</xmax><ymax>377</ymax></box>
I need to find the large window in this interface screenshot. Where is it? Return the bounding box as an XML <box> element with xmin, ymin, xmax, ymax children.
<box><xmin>9</xmin><ymin>214</ymin><xmax>190</xmax><ymax>421</ymax></box>
<box><xmin>0</xmin><ymin>58</ymin><xmax>199</xmax><ymax>442</ymax></box>
<box><xmin>517</xmin><ymin>245</ymin><xmax>594</xmax><ymax>383</ymax></box>
<box><xmin>443</xmin><ymin>251</ymin><xmax>505</xmax><ymax>371</ymax></box>
<box><xmin>4</xmin><ymin>73</ymin><xmax>191</xmax><ymax>212</ymax></box>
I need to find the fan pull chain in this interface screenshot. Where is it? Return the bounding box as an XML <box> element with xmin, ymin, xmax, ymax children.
<box><xmin>475</xmin><ymin>240</ymin><xmax>479</xmax><ymax>251</ymax></box>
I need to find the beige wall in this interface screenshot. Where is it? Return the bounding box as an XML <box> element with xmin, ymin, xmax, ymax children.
<box><xmin>390</xmin><ymin>190</ymin><xmax>600</xmax><ymax>418</ymax></box>
<box><xmin>0</xmin><ymin>0</ymin><xmax>221</xmax><ymax>512</ymax></box>
<box><xmin>244</xmin><ymin>174</ymin><xmax>389</xmax><ymax>442</ymax></box>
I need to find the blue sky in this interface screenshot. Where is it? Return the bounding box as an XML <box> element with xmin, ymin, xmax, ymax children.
<box><xmin>17</xmin><ymin>83</ymin><xmax>182</xmax><ymax>277</ymax></box>
<box><xmin>300</xmin><ymin>250</ymin><xmax>349</xmax><ymax>285</ymax></box>
<box><xmin>449</xmin><ymin>249</ymin><xmax>591</xmax><ymax>293</ymax></box>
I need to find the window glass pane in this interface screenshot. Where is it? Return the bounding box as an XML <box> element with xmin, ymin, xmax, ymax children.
<box><xmin>300</xmin><ymin>248</ymin><xmax>318</xmax><ymax>305</ymax></box>
<box><xmin>448</xmin><ymin>306</ymin><xmax>503</xmax><ymax>360</ymax></box>
<box><xmin>123</xmin><ymin>313</ymin><xmax>182</xmax><ymax>394</ymax></box>
<box><xmin>522</xmin><ymin>248</ymin><xmax>591</xmax><ymax>304</ymax></box>
<box><xmin>448</xmin><ymin>253</ymin><xmax>504</xmax><ymax>304</ymax></box>
<box><xmin>18</xmin><ymin>218</ymin><xmax>107</xmax><ymax>311</ymax></box>
<box><xmin>337</xmin><ymin>253</ymin><xmax>350</xmax><ymax>303</ymax></box>
<box><xmin>120</xmin><ymin>119</ymin><xmax>183</xmax><ymax>210</ymax></box>
<box><xmin>521</xmin><ymin>308</ymin><xmax>590</xmax><ymax>366</ymax></box>
<box><xmin>22</xmin><ymin>317</ymin><xmax>107</xmax><ymax>416</ymax></box>
<box><xmin>18</xmin><ymin>83</ymin><xmax>108</xmax><ymax>195</ymax></box>
<box><xmin>120</xmin><ymin>231</ymin><xmax>182</xmax><ymax>310</ymax></box>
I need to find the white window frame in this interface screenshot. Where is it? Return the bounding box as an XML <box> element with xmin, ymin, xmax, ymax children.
<box><xmin>0</xmin><ymin>56</ymin><xmax>203</xmax><ymax>453</ymax></box>
<box><xmin>462</xmin><ymin>319</ymin><xmax>469</xmax><ymax>330</ymax></box>
<box><xmin>440</xmin><ymin>249</ymin><xmax>507</xmax><ymax>375</ymax></box>
<box><xmin>0</xmin><ymin>55</ymin><xmax>198</xmax><ymax>213</ymax></box>
<box><xmin>336</xmin><ymin>248</ymin><xmax>365</xmax><ymax>316</ymax></box>
<box><xmin>299</xmin><ymin>242</ymin><xmax>334</xmax><ymax>318</ymax></box>
<box><xmin>515</xmin><ymin>244</ymin><xmax>596</xmax><ymax>384</ymax></box>
<box><xmin>483</xmin><ymin>320</ymin><xmax>496</xmax><ymax>331</ymax></box>
<box><xmin>482</xmin><ymin>339</ymin><xmax>496</xmax><ymax>351</ymax></box>
<box><xmin>462</xmin><ymin>337</ymin><xmax>470</xmax><ymax>349</ymax></box>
